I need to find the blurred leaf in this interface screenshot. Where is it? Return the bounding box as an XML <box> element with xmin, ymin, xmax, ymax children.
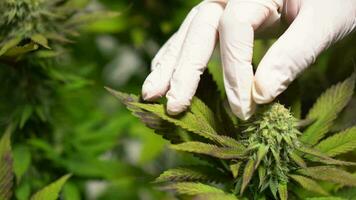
<box><xmin>66</xmin><ymin>11</ymin><xmax>120</xmax><ymax>26</ymax></box>
<box><xmin>19</xmin><ymin>105</ymin><xmax>33</xmax><ymax>129</ymax></box>
<box><xmin>4</xmin><ymin>43</ymin><xmax>39</xmax><ymax>57</ymax></box>
<box><xmin>31</xmin><ymin>174</ymin><xmax>71</xmax><ymax>200</ymax></box>
<box><xmin>15</xmin><ymin>181</ymin><xmax>31</xmax><ymax>200</ymax></box>
<box><xmin>31</xmin><ymin>34</ymin><xmax>50</xmax><ymax>49</ymax></box>
<box><xmin>13</xmin><ymin>145</ymin><xmax>31</xmax><ymax>183</ymax></box>
<box><xmin>63</xmin><ymin>158</ymin><xmax>143</xmax><ymax>180</ymax></box>
<box><xmin>62</xmin><ymin>182</ymin><xmax>81</xmax><ymax>200</ymax></box>
<box><xmin>0</xmin><ymin>37</ymin><xmax>21</xmax><ymax>56</ymax></box>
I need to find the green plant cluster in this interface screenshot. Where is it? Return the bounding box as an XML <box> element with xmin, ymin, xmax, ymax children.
<box><xmin>1</xmin><ymin>0</ymin><xmax>204</xmax><ymax>199</ymax></box>
<box><xmin>1</xmin><ymin>0</ymin><xmax>356</xmax><ymax>199</ymax></box>
<box><xmin>111</xmin><ymin>71</ymin><xmax>356</xmax><ymax>200</ymax></box>
<box><xmin>0</xmin><ymin>126</ymin><xmax>70</xmax><ymax>200</ymax></box>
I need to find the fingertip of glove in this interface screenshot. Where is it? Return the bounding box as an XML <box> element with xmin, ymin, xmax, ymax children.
<box><xmin>166</xmin><ymin>101</ymin><xmax>187</xmax><ymax>116</ymax></box>
<box><xmin>142</xmin><ymin>81</ymin><xmax>165</xmax><ymax>101</ymax></box>
<box><xmin>166</xmin><ymin>94</ymin><xmax>191</xmax><ymax>116</ymax></box>
<box><xmin>252</xmin><ymin>80</ymin><xmax>275</xmax><ymax>104</ymax></box>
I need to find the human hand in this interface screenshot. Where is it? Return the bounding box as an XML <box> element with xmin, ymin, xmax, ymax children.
<box><xmin>142</xmin><ymin>0</ymin><xmax>356</xmax><ymax>120</ymax></box>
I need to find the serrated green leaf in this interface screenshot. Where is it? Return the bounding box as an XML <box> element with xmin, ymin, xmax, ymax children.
<box><xmin>31</xmin><ymin>34</ymin><xmax>50</xmax><ymax>49</ymax></box>
<box><xmin>171</xmin><ymin>142</ymin><xmax>246</xmax><ymax>159</ymax></box>
<box><xmin>195</xmin><ymin>70</ymin><xmax>235</xmax><ymax>137</ymax></box>
<box><xmin>301</xmin><ymin>73</ymin><xmax>355</xmax><ymax>145</ymax></box>
<box><xmin>255</xmin><ymin>144</ymin><xmax>269</xmax><ymax>169</ymax></box>
<box><xmin>289</xmin><ymin>151</ymin><xmax>307</xmax><ymax>168</ymax></box>
<box><xmin>315</xmin><ymin>127</ymin><xmax>356</xmax><ymax>157</ymax></box>
<box><xmin>269</xmin><ymin>179</ymin><xmax>278</xmax><ymax>198</ymax></box>
<box><xmin>278</xmin><ymin>182</ymin><xmax>288</xmax><ymax>200</ymax></box>
<box><xmin>289</xmin><ymin>174</ymin><xmax>328</xmax><ymax>195</ymax></box>
<box><xmin>190</xmin><ymin>97</ymin><xmax>219</xmax><ymax>134</ymax></box>
<box><xmin>0</xmin><ymin>126</ymin><xmax>14</xmax><ymax>200</ymax></box>
<box><xmin>258</xmin><ymin>165</ymin><xmax>266</xmax><ymax>188</ymax></box>
<box><xmin>106</xmin><ymin>88</ymin><xmax>182</xmax><ymax>143</ymax></box>
<box><xmin>155</xmin><ymin>166</ymin><xmax>227</xmax><ymax>183</ymax></box>
<box><xmin>130</xmin><ymin>101</ymin><xmax>242</xmax><ymax>147</ymax></box>
<box><xmin>164</xmin><ymin>182</ymin><xmax>226</xmax><ymax>196</ymax></box>
<box><xmin>31</xmin><ymin>174</ymin><xmax>71</xmax><ymax>200</ymax></box>
<box><xmin>298</xmin><ymin>166</ymin><xmax>356</xmax><ymax>187</ymax></box>
<box><xmin>241</xmin><ymin>159</ymin><xmax>255</xmax><ymax>194</ymax></box>
<box><xmin>298</xmin><ymin>146</ymin><xmax>356</xmax><ymax>166</ymax></box>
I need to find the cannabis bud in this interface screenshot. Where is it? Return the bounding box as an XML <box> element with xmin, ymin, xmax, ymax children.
<box><xmin>241</xmin><ymin>104</ymin><xmax>301</xmax><ymax>196</ymax></box>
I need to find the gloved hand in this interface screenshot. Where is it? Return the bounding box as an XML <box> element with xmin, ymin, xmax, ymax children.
<box><xmin>142</xmin><ymin>0</ymin><xmax>356</xmax><ymax>120</ymax></box>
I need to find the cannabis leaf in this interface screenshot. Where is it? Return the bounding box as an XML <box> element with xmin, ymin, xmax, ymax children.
<box><xmin>31</xmin><ymin>174</ymin><xmax>71</xmax><ymax>200</ymax></box>
<box><xmin>155</xmin><ymin>166</ymin><xmax>228</xmax><ymax>183</ymax></box>
<box><xmin>106</xmin><ymin>88</ymin><xmax>182</xmax><ymax>143</ymax></box>
<box><xmin>301</xmin><ymin>73</ymin><xmax>355</xmax><ymax>145</ymax></box>
<box><xmin>315</xmin><ymin>127</ymin><xmax>356</xmax><ymax>157</ymax></box>
<box><xmin>0</xmin><ymin>126</ymin><xmax>14</xmax><ymax>200</ymax></box>
<box><xmin>298</xmin><ymin>166</ymin><xmax>356</xmax><ymax>186</ymax></box>
<box><xmin>289</xmin><ymin>174</ymin><xmax>328</xmax><ymax>195</ymax></box>
<box><xmin>131</xmin><ymin>101</ymin><xmax>241</xmax><ymax>147</ymax></box>
<box><xmin>164</xmin><ymin>182</ymin><xmax>227</xmax><ymax>196</ymax></box>
<box><xmin>171</xmin><ymin>142</ymin><xmax>246</xmax><ymax>159</ymax></box>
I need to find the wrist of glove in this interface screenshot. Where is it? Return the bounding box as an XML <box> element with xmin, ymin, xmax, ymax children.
<box><xmin>142</xmin><ymin>0</ymin><xmax>356</xmax><ymax>120</ymax></box>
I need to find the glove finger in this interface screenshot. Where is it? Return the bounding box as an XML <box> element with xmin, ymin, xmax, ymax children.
<box><xmin>151</xmin><ymin>33</ymin><xmax>177</xmax><ymax>71</ymax></box>
<box><xmin>252</xmin><ymin>2</ymin><xmax>337</xmax><ymax>104</ymax></box>
<box><xmin>142</xmin><ymin>6</ymin><xmax>200</xmax><ymax>101</ymax></box>
<box><xmin>166</xmin><ymin>2</ymin><xmax>225</xmax><ymax>115</ymax></box>
<box><xmin>219</xmin><ymin>0</ymin><xmax>278</xmax><ymax>120</ymax></box>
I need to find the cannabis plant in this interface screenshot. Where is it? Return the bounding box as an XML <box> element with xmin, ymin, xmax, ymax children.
<box><xmin>0</xmin><ymin>125</ymin><xmax>70</xmax><ymax>200</ymax></box>
<box><xmin>108</xmin><ymin>71</ymin><xmax>356</xmax><ymax>199</ymax></box>
<box><xmin>0</xmin><ymin>0</ymin><xmax>117</xmax><ymax>57</ymax></box>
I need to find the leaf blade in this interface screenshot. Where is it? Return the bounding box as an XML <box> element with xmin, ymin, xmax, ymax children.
<box><xmin>301</xmin><ymin>74</ymin><xmax>355</xmax><ymax>145</ymax></box>
<box><xmin>315</xmin><ymin>127</ymin><xmax>356</xmax><ymax>157</ymax></box>
<box><xmin>289</xmin><ymin>174</ymin><xmax>328</xmax><ymax>195</ymax></box>
<box><xmin>298</xmin><ymin>166</ymin><xmax>356</xmax><ymax>187</ymax></box>
<box><xmin>240</xmin><ymin>159</ymin><xmax>255</xmax><ymax>194</ymax></box>
<box><xmin>31</xmin><ymin>174</ymin><xmax>71</xmax><ymax>200</ymax></box>
<box><xmin>0</xmin><ymin>126</ymin><xmax>14</xmax><ymax>200</ymax></box>
<box><xmin>171</xmin><ymin>142</ymin><xmax>246</xmax><ymax>159</ymax></box>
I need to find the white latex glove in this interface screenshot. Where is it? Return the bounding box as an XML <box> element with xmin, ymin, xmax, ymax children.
<box><xmin>142</xmin><ymin>0</ymin><xmax>356</xmax><ymax>120</ymax></box>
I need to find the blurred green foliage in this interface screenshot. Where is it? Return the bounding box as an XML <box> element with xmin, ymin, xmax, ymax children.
<box><xmin>0</xmin><ymin>0</ymin><xmax>355</xmax><ymax>199</ymax></box>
